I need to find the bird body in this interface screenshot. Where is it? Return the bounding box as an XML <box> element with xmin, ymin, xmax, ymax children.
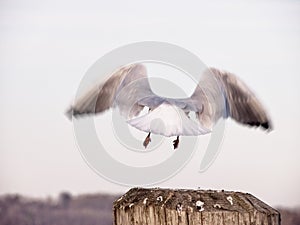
<box><xmin>128</xmin><ymin>101</ymin><xmax>210</xmax><ymax>137</ymax></box>
<box><xmin>67</xmin><ymin>63</ymin><xmax>272</xmax><ymax>149</ymax></box>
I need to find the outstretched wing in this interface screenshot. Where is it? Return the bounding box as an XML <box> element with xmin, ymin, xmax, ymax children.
<box><xmin>190</xmin><ymin>68</ymin><xmax>227</xmax><ymax>129</ymax></box>
<box><xmin>192</xmin><ymin>68</ymin><xmax>272</xmax><ymax>130</ymax></box>
<box><xmin>210</xmin><ymin>68</ymin><xmax>272</xmax><ymax>130</ymax></box>
<box><xmin>66</xmin><ymin>63</ymin><xmax>154</xmax><ymax>119</ymax></box>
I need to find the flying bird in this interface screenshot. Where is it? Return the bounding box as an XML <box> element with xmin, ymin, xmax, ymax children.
<box><xmin>66</xmin><ymin>64</ymin><xmax>272</xmax><ymax>149</ymax></box>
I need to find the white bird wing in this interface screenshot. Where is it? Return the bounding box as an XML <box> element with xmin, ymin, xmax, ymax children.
<box><xmin>67</xmin><ymin>63</ymin><xmax>155</xmax><ymax>119</ymax></box>
<box><xmin>192</xmin><ymin>68</ymin><xmax>272</xmax><ymax>130</ymax></box>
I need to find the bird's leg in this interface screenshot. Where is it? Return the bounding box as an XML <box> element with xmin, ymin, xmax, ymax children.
<box><xmin>143</xmin><ymin>132</ymin><xmax>151</xmax><ymax>149</ymax></box>
<box><xmin>142</xmin><ymin>108</ymin><xmax>152</xmax><ymax>149</ymax></box>
<box><xmin>173</xmin><ymin>136</ymin><xmax>180</xmax><ymax>149</ymax></box>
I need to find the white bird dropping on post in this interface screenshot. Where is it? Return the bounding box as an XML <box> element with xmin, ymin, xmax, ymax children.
<box><xmin>157</xmin><ymin>196</ymin><xmax>163</xmax><ymax>202</ymax></box>
<box><xmin>143</xmin><ymin>198</ymin><xmax>148</xmax><ymax>205</ymax></box>
<box><xmin>227</xmin><ymin>196</ymin><xmax>233</xmax><ymax>205</ymax></box>
<box><xmin>196</xmin><ymin>200</ymin><xmax>204</xmax><ymax>211</ymax></box>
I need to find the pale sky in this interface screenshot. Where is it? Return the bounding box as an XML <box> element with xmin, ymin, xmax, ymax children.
<box><xmin>0</xmin><ymin>0</ymin><xmax>300</xmax><ymax>207</ymax></box>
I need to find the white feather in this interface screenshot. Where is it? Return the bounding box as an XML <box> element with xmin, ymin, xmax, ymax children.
<box><xmin>127</xmin><ymin>103</ymin><xmax>211</xmax><ymax>137</ymax></box>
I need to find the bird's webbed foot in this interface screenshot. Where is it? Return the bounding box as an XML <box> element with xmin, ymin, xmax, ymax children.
<box><xmin>173</xmin><ymin>136</ymin><xmax>180</xmax><ymax>149</ymax></box>
<box><xmin>143</xmin><ymin>132</ymin><xmax>151</xmax><ymax>149</ymax></box>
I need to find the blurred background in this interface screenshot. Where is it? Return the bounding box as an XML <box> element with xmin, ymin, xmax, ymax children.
<box><xmin>0</xmin><ymin>0</ymin><xmax>299</xmax><ymax>224</ymax></box>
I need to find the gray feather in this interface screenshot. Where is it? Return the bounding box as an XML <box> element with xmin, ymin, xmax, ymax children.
<box><xmin>192</xmin><ymin>68</ymin><xmax>272</xmax><ymax>130</ymax></box>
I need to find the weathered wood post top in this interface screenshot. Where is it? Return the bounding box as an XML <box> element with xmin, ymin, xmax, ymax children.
<box><xmin>114</xmin><ymin>187</ymin><xmax>280</xmax><ymax>225</ymax></box>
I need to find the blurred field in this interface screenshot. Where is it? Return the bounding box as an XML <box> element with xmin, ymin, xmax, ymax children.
<box><xmin>0</xmin><ymin>193</ymin><xmax>299</xmax><ymax>225</ymax></box>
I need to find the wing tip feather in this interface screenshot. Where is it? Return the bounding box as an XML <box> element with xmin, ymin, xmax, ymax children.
<box><xmin>246</xmin><ymin>120</ymin><xmax>273</xmax><ymax>132</ymax></box>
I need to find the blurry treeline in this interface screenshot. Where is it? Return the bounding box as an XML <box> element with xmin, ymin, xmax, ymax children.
<box><xmin>0</xmin><ymin>192</ymin><xmax>299</xmax><ymax>225</ymax></box>
<box><xmin>0</xmin><ymin>192</ymin><xmax>119</xmax><ymax>225</ymax></box>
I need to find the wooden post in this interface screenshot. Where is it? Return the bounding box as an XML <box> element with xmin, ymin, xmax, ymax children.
<box><xmin>113</xmin><ymin>188</ymin><xmax>280</xmax><ymax>225</ymax></box>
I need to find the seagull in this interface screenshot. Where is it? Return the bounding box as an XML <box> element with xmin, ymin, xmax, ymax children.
<box><xmin>66</xmin><ymin>63</ymin><xmax>272</xmax><ymax>149</ymax></box>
